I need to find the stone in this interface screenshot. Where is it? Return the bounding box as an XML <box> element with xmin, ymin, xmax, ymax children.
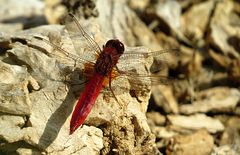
<box><xmin>219</xmin><ymin>117</ymin><xmax>240</xmax><ymax>155</ymax></box>
<box><xmin>167</xmin><ymin>114</ymin><xmax>224</xmax><ymax>133</ymax></box>
<box><xmin>211</xmin><ymin>145</ymin><xmax>239</xmax><ymax>155</ymax></box>
<box><xmin>155</xmin><ymin>0</ymin><xmax>181</xmax><ymax>34</ymax></box>
<box><xmin>96</xmin><ymin>0</ymin><xmax>161</xmax><ymax>50</ymax></box>
<box><xmin>181</xmin><ymin>0</ymin><xmax>215</xmax><ymax>43</ymax></box>
<box><xmin>0</xmin><ymin>60</ymin><xmax>38</xmax><ymax>115</ymax></box>
<box><xmin>0</xmin><ymin>0</ymin><xmax>45</xmax><ymax>28</ymax></box>
<box><xmin>128</xmin><ymin>0</ymin><xmax>149</xmax><ymax>11</ymax></box>
<box><xmin>45</xmin><ymin>0</ymin><xmax>68</xmax><ymax>24</ymax></box>
<box><xmin>152</xmin><ymin>85</ymin><xmax>179</xmax><ymax>114</ymax></box>
<box><xmin>147</xmin><ymin>112</ymin><xmax>166</xmax><ymax>126</ymax></box>
<box><xmin>209</xmin><ymin>0</ymin><xmax>240</xmax><ymax>58</ymax></box>
<box><xmin>180</xmin><ymin>87</ymin><xmax>240</xmax><ymax>114</ymax></box>
<box><xmin>151</xmin><ymin>126</ymin><xmax>177</xmax><ymax>139</ymax></box>
<box><xmin>0</xmin><ymin>23</ymin><xmax>23</xmax><ymax>33</ymax></box>
<box><xmin>167</xmin><ymin>129</ymin><xmax>214</xmax><ymax>155</ymax></box>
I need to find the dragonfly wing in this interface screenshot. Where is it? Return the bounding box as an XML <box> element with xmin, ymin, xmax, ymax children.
<box><xmin>33</xmin><ymin>36</ymin><xmax>95</xmax><ymax>69</ymax></box>
<box><xmin>115</xmin><ymin>69</ymin><xmax>175</xmax><ymax>91</ymax></box>
<box><xmin>64</xmin><ymin>13</ymin><xmax>101</xmax><ymax>63</ymax></box>
<box><xmin>118</xmin><ymin>48</ymin><xmax>180</xmax><ymax>71</ymax></box>
<box><xmin>123</xmin><ymin>48</ymin><xmax>180</xmax><ymax>59</ymax></box>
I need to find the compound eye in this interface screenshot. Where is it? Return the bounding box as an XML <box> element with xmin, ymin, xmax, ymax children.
<box><xmin>105</xmin><ymin>40</ymin><xmax>115</xmax><ymax>48</ymax></box>
<box><xmin>105</xmin><ymin>39</ymin><xmax>125</xmax><ymax>54</ymax></box>
<box><xmin>116</xmin><ymin>42</ymin><xmax>124</xmax><ymax>54</ymax></box>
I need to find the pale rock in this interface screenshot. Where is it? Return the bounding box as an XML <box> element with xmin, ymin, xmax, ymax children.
<box><xmin>219</xmin><ymin>117</ymin><xmax>240</xmax><ymax>155</ymax></box>
<box><xmin>0</xmin><ymin>0</ymin><xmax>45</xmax><ymax>28</ymax></box>
<box><xmin>151</xmin><ymin>126</ymin><xmax>177</xmax><ymax>139</ymax></box>
<box><xmin>153</xmin><ymin>0</ymin><xmax>192</xmax><ymax>45</ymax></box>
<box><xmin>0</xmin><ymin>82</ymin><xmax>32</xmax><ymax>115</ymax></box>
<box><xmin>16</xmin><ymin>148</ymin><xmax>42</xmax><ymax>155</ymax></box>
<box><xmin>0</xmin><ymin>115</ymin><xmax>25</xmax><ymax>143</ymax></box>
<box><xmin>45</xmin><ymin>0</ymin><xmax>67</xmax><ymax>24</ymax></box>
<box><xmin>152</xmin><ymin>85</ymin><xmax>179</xmax><ymax>114</ymax></box>
<box><xmin>167</xmin><ymin>114</ymin><xmax>224</xmax><ymax>133</ymax></box>
<box><xmin>96</xmin><ymin>0</ymin><xmax>161</xmax><ymax>50</ymax></box>
<box><xmin>180</xmin><ymin>87</ymin><xmax>240</xmax><ymax>114</ymax></box>
<box><xmin>155</xmin><ymin>1</ymin><xmax>181</xmax><ymax>34</ymax></box>
<box><xmin>181</xmin><ymin>0</ymin><xmax>215</xmax><ymax>42</ymax></box>
<box><xmin>211</xmin><ymin>145</ymin><xmax>239</xmax><ymax>155</ymax></box>
<box><xmin>0</xmin><ymin>61</ymin><xmax>36</xmax><ymax>115</ymax></box>
<box><xmin>147</xmin><ymin>112</ymin><xmax>166</xmax><ymax>126</ymax></box>
<box><xmin>0</xmin><ymin>23</ymin><xmax>23</xmax><ymax>33</ymax></box>
<box><xmin>128</xmin><ymin>0</ymin><xmax>149</xmax><ymax>11</ymax></box>
<box><xmin>167</xmin><ymin>129</ymin><xmax>214</xmax><ymax>155</ymax></box>
<box><xmin>210</xmin><ymin>0</ymin><xmax>240</xmax><ymax>58</ymax></box>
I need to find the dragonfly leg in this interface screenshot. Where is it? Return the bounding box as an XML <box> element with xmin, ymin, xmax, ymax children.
<box><xmin>108</xmin><ymin>75</ymin><xmax>123</xmax><ymax>108</ymax></box>
<box><xmin>115</xmin><ymin>66</ymin><xmax>123</xmax><ymax>74</ymax></box>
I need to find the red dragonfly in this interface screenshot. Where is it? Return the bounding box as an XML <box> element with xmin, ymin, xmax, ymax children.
<box><xmin>34</xmin><ymin>13</ymin><xmax>177</xmax><ymax>135</ymax></box>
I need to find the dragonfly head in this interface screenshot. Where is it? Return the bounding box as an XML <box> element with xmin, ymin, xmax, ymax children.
<box><xmin>105</xmin><ymin>39</ymin><xmax>125</xmax><ymax>55</ymax></box>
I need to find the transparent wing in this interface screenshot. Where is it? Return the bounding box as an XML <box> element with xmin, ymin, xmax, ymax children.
<box><xmin>64</xmin><ymin>13</ymin><xmax>101</xmax><ymax>63</ymax></box>
<box><xmin>122</xmin><ymin>48</ymin><xmax>179</xmax><ymax>61</ymax></box>
<box><xmin>100</xmin><ymin>72</ymin><xmax>175</xmax><ymax>96</ymax></box>
<box><xmin>33</xmin><ymin>36</ymin><xmax>95</xmax><ymax>69</ymax></box>
<box><xmin>117</xmin><ymin>47</ymin><xmax>179</xmax><ymax>72</ymax></box>
<box><xmin>114</xmin><ymin>48</ymin><xmax>179</xmax><ymax>91</ymax></box>
<box><xmin>118</xmin><ymin>70</ymin><xmax>174</xmax><ymax>89</ymax></box>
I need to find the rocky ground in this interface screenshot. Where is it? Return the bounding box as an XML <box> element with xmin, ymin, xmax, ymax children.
<box><xmin>0</xmin><ymin>0</ymin><xmax>239</xmax><ymax>155</ymax></box>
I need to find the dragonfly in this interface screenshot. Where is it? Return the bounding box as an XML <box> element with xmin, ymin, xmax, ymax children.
<box><xmin>34</xmin><ymin>13</ymin><xmax>178</xmax><ymax>135</ymax></box>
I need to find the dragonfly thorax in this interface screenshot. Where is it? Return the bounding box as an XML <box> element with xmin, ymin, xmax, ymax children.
<box><xmin>94</xmin><ymin>39</ymin><xmax>124</xmax><ymax>76</ymax></box>
<box><xmin>95</xmin><ymin>53</ymin><xmax>114</xmax><ymax>76</ymax></box>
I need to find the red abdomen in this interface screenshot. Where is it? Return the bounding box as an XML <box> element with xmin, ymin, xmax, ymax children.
<box><xmin>70</xmin><ymin>73</ymin><xmax>105</xmax><ymax>134</ymax></box>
